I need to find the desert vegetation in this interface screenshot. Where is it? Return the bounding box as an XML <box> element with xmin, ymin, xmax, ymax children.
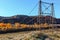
<box><xmin>0</xmin><ymin>22</ymin><xmax>49</xmax><ymax>31</ymax></box>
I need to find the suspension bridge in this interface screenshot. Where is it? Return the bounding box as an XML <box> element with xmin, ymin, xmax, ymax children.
<box><xmin>22</xmin><ymin>0</ymin><xmax>60</xmax><ymax>29</ymax></box>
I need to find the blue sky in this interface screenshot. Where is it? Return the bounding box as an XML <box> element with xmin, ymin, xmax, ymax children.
<box><xmin>0</xmin><ymin>0</ymin><xmax>60</xmax><ymax>18</ymax></box>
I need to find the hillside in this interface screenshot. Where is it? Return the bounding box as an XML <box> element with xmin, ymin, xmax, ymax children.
<box><xmin>0</xmin><ymin>15</ymin><xmax>60</xmax><ymax>24</ymax></box>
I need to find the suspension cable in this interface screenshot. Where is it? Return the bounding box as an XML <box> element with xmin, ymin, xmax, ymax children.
<box><xmin>26</xmin><ymin>17</ymin><xmax>37</xmax><ymax>24</ymax></box>
<box><xmin>22</xmin><ymin>2</ymin><xmax>38</xmax><ymax>23</ymax></box>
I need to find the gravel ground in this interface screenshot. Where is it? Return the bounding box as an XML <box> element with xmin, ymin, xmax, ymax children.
<box><xmin>0</xmin><ymin>29</ymin><xmax>60</xmax><ymax>40</ymax></box>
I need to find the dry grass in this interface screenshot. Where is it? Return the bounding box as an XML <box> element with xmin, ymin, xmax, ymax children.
<box><xmin>0</xmin><ymin>29</ymin><xmax>60</xmax><ymax>40</ymax></box>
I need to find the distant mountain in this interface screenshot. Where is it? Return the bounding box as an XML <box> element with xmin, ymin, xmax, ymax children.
<box><xmin>0</xmin><ymin>15</ymin><xmax>60</xmax><ymax>24</ymax></box>
<box><xmin>56</xmin><ymin>19</ymin><xmax>60</xmax><ymax>24</ymax></box>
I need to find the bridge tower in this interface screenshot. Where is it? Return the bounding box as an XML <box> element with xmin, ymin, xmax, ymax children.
<box><xmin>37</xmin><ymin>0</ymin><xmax>55</xmax><ymax>24</ymax></box>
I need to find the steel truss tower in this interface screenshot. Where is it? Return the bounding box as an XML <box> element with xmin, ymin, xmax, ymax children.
<box><xmin>38</xmin><ymin>0</ymin><xmax>55</xmax><ymax>24</ymax></box>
